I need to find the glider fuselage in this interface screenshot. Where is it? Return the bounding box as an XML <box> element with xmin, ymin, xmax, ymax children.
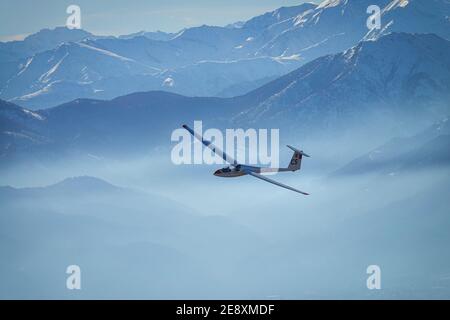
<box><xmin>213</xmin><ymin>165</ymin><xmax>291</xmax><ymax>177</ymax></box>
<box><xmin>213</xmin><ymin>167</ymin><xmax>246</xmax><ymax>177</ymax></box>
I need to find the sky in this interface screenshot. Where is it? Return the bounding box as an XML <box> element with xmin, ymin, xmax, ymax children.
<box><xmin>0</xmin><ymin>0</ymin><xmax>318</xmax><ymax>41</ymax></box>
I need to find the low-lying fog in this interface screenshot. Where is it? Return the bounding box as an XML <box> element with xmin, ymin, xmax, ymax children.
<box><xmin>1</xmin><ymin>135</ymin><xmax>450</xmax><ymax>299</ymax></box>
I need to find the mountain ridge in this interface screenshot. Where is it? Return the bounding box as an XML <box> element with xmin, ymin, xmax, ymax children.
<box><xmin>1</xmin><ymin>32</ymin><xmax>450</xmax><ymax>165</ymax></box>
<box><xmin>1</xmin><ymin>0</ymin><xmax>449</xmax><ymax>108</ymax></box>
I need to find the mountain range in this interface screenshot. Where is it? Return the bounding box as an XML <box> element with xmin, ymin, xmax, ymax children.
<box><xmin>237</xmin><ymin>32</ymin><xmax>450</xmax><ymax>132</ymax></box>
<box><xmin>0</xmin><ymin>0</ymin><xmax>449</xmax><ymax>108</ymax></box>
<box><xmin>1</xmin><ymin>32</ymin><xmax>449</xmax><ymax>167</ymax></box>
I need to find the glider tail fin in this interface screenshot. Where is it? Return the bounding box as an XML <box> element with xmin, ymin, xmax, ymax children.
<box><xmin>286</xmin><ymin>145</ymin><xmax>310</xmax><ymax>171</ymax></box>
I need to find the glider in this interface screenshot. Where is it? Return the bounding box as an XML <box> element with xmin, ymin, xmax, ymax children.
<box><xmin>182</xmin><ymin>124</ymin><xmax>310</xmax><ymax>195</ymax></box>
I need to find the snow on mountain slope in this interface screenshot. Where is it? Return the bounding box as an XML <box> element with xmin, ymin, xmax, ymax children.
<box><xmin>0</xmin><ymin>99</ymin><xmax>48</xmax><ymax>156</ymax></box>
<box><xmin>0</xmin><ymin>27</ymin><xmax>95</xmax><ymax>89</ymax></box>
<box><xmin>155</xmin><ymin>56</ymin><xmax>302</xmax><ymax>97</ymax></box>
<box><xmin>1</xmin><ymin>41</ymin><xmax>159</xmax><ymax>106</ymax></box>
<box><xmin>257</xmin><ymin>0</ymin><xmax>450</xmax><ymax>59</ymax></box>
<box><xmin>1</xmin><ymin>53</ymin><xmax>302</xmax><ymax>109</ymax></box>
<box><xmin>238</xmin><ymin>33</ymin><xmax>450</xmax><ymax>135</ymax></box>
<box><xmin>367</xmin><ymin>0</ymin><xmax>450</xmax><ymax>40</ymax></box>
<box><xmin>257</xmin><ymin>0</ymin><xmax>381</xmax><ymax>57</ymax></box>
<box><xmin>1</xmin><ymin>0</ymin><xmax>449</xmax><ymax>108</ymax></box>
<box><xmin>81</xmin><ymin>36</ymin><xmax>187</xmax><ymax>69</ymax></box>
<box><xmin>0</xmin><ymin>4</ymin><xmax>321</xmax><ymax>107</ymax></box>
<box><xmin>244</xmin><ymin>3</ymin><xmax>318</xmax><ymax>30</ymax></box>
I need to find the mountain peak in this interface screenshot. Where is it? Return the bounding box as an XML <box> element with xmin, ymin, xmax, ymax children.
<box><xmin>19</xmin><ymin>27</ymin><xmax>94</xmax><ymax>48</ymax></box>
<box><xmin>23</xmin><ymin>26</ymin><xmax>92</xmax><ymax>41</ymax></box>
<box><xmin>243</xmin><ymin>2</ymin><xmax>317</xmax><ymax>29</ymax></box>
<box><xmin>51</xmin><ymin>176</ymin><xmax>121</xmax><ymax>193</ymax></box>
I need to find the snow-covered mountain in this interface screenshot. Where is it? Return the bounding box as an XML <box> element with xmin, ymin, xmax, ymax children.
<box><xmin>0</xmin><ymin>33</ymin><xmax>304</xmax><ymax>108</ymax></box>
<box><xmin>0</xmin><ymin>4</ymin><xmax>315</xmax><ymax>108</ymax></box>
<box><xmin>238</xmin><ymin>33</ymin><xmax>450</xmax><ymax>137</ymax></box>
<box><xmin>0</xmin><ymin>27</ymin><xmax>94</xmax><ymax>60</ymax></box>
<box><xmin>0</xmin><ymin>27</ymin><xmax>95</xmax><ymax>89</ymax></box>
<box><xmin>1</xmin><ymin>0</ymin><xmax>449</xmax><ymax>109</ymax></box>
<box><xmin>1</xmin><ymin>41</ymin><xmax>162</xmax><ymax>106</ymax></box>
<box><xmin>155</xmin><ymin>56</ymin><xmax>300</xmax><ymax>97</ymax></box>
<box><xmin>255</xmin><ymin>0</ymin><xmax>450</xmax><ymax>58</ymax></box>
<box><xmin>1</xmin><ymin>32</ymin><xmax>450</xmax><ymax>164</ymax></box>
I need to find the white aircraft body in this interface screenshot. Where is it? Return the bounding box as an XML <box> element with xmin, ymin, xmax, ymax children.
<box><xmin>182</xmin><ymin>125</ymin><xmax>310</xmax><ymax>195</ymax></box>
